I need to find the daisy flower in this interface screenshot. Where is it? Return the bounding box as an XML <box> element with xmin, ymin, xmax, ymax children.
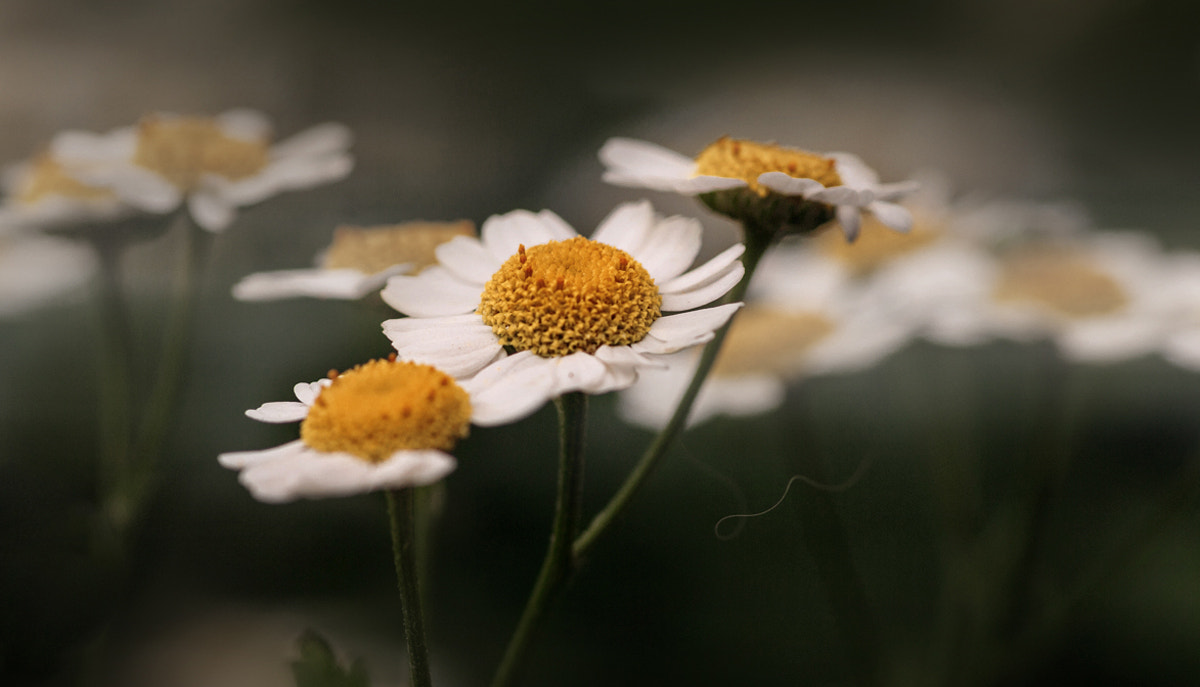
<box><xmin>599</xmin><ymin>136</ymin><xmax>917</xmax><ymax>241</ymax></box>
<box><xmin>232</xmin><ymin>220</ymin><xmax>474</xmax><ymax>301</ymax></box>
<box><xmin>0</xmin><ymin>228</ymin><xmax>98</xmax><ymax>317</ymax></box>
<box><xmin>618</xmin><ymin>243</ymin><xmax>915</xmax><ymax>428</ymax></box>
<box><xmin>49</xmin><ymin>109</ymin><xmax>353</xmax><ymax>232</ymax></box>
<box><xmin>381</xmin><ymin>201</ymin><xmax>745</xmax><ymax>414</ymax></box>
<box><xmin>0</xmin><ymin>150</ymin><xmax>133</xmax><ymax>231</ymax></box>
<box><xmin>219</xmin><ymin>357</ymin><xmax>525</xmax><ymax>503</ymax></box>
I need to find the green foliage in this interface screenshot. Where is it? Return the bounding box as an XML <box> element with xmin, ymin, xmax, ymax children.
<box><xmin>290</xmin><ymin>629</ymin><xmax>371</xmax><ymax>687</ymax></box>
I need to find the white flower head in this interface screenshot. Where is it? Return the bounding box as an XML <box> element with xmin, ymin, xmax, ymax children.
<box><xmin>233</xmin><ymin>220</ymin><xmax>474</xmax><ymax>301</ymax></box>
<box><xmin>0</xmin><ymin>228</ymin><xmax>98</xmax><ymax>317</ymax></box>
<box><xmin>220</xmin><ymin>358</ymin><xmax>495</xmax><ymax>503</ymax></box>
<box><xmin>599</xmin><ymin>136</ymin><xmax>918</xmax><ymax>241</ymax></box>
<box><xmin>0</xmin><ymin>150</ymin><xmax>135</xmax><ymax>231</ymax></box>
<box><xmin>618</xmin><ymin>245</ymin><xmax>915</xmax><ymax>429</ymax></box>
<box><xmin>51</xmin><ymin>109</ymin><xmax>354</xmax><ymax>232</ymax></box>
<box><xmin>381</xmin><ymin>201</ymin><xmax>745</xmax><ymax>423</ymax></box>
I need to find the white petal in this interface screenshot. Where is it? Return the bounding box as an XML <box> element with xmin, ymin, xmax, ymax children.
<box><xmin>74</xmin><ymin>165</ymin><xmax>180</xmax><ymax>213</ymax></box>
<box><xmin>218</xmin><ymin>439</ymin><xmax>307</xmax><ymax>470</ymax></box>
<box><xmin>589</xmin><ymin>200</ymin><xmax>655</xmax><ymax>254</ymax></box>
<box><xmin>867</xmin><ymin>200</ymin><xmax>913</xmax><ymax>233</ymax></box>
<box><xmin>633</xmin><ymin>303</ymin><xmax>743</xmax><ymax>354</ymax></box>
<box><xmin>246</xmin><ymin>401</ymin><xmax>310</xmax><ymax>423</ymax></box>
<box><xmin>216</xmin><ymin>109</ymin><xmax>273</xmax><ymax>140</ymax></box>
<box><xmin>381</xmin><ymin>267</ymin><xmax>481</xmax><ymax>317</ymax></box>
<box><xmin>383</xmin><ymin>315</ymin><xmax>504</xmax><ymax>378</ymax></box>
<box><xmin>51</xmin><ymin>127</ymin><xmax>138</xmax><ymax>163</ymax></box>
<box><xmin>462</xmin><ymin>352</ymin><xmax>558</xmax><ymax>426</ymax></box>
<box><xmin>189</xmin><ymin>191</ymin><xmax>236</xmax><ymax>231</ymax></box>
<box><xmin>659</xmin><ymin>243</ymin><xmax>746</xmax><ymax>297</ymax></box>
<box><xmin>660</xmin><ymin>259</ymin><xmax>744</xmax><ymax>311</ymax></box>
<box><xmin>293</xmin><ymin>379</ymin><xmax>331</xmax><ymax>406</ymax></box>
<box><xmin>548</xmin><ymin>351</ymin><xmax>612</xmax><ymax>395</ymax></box>
<box><xmin>480</xmin><ymin>209</ymin><xmax>577</xmax><ymax>262</ymax></box>
<box><xmin>836</xmin><ymin>206</ymin><xmax>863</xmax><ymax>242</ymax></box>
<box><xmin>808</xmin><ymin>185</ymin><xmax>875</xmax><ymax>206</ymax></box>
<box><xmin>232</xmin><ymin>267</ymin><xmax>402</xmax><ymax>301</ymax></box>
<box><xmin>435</xmin><ymin>235</ymin><xmax>499</xmax><ymax>284</ymax></box>
<box><xmin>599</xmin><ymin>137</ymin><xmax>746</xmax><ymax>194</ymax></box>
<box><xmin>756</xmin><ymin>172</ymin><xmax>826</xmax><ymax>197</ymax></box>
<box><xmin>269</xmin><ymin>123</ymin><xmax>353</xmax><ymax>159</ymax></box>
<box><xmin>631</xmin><ymin>215</ymin><xmax>703</xmax><ymax>283</ymax></box>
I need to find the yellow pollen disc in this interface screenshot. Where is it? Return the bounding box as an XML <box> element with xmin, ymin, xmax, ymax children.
<box><xmin>712</xmin><ymin>307</ymin><xmax>836</xmax><ymax>377</ymax></box>
<box><xmin>16</xmin><ymin>153</ymin><xmax>114</xmax><ymax>204</ymax></box>
<box><xmin>992</xmin><ymin>246</ymin><xmax>1128</xmax><ymax>318</ymax></box>
<box><xmin>300</xmin><ymin>359</ymin><xmax>471</xmax><ymax>462</ymax></box>
<box><xmin>816</xmin><ymin>214</ymin><xmax>942</xmax><ymax>274</ymax></box>
<box><xmin>478</xmin><ymin>236</ymin><xmax>662</xmax><ymax>357</ymax></box>
<box><xmin>321</xmin><ymin>220</ymin><xmax>475</xmax><ymax>275</ymax></box>
<box><xmin>694</xmin><ymin>136</ymin><xmax>842</xmax><ymax>197</ymax></box>
<box><xmin>132</xmin><ymin>116</ymin><xmax>269</xmax><ymax>190</ymax></box>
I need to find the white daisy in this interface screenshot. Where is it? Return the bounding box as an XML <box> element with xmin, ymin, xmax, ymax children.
<box><xmin>0</xmin><ymin>228</ymin><xmax>98</xmax><ymax>317</ymax></box>
<box><xmin>1150</xmin><ymin>253</ymin><xmax>1200</xmax><ymax>371</ymax></box>
<box><xmin>880</xmin><ymin>229</ymin><xmax>1177</xmax><ymax>362</ymax></box>
<box><xmin>599</xmin><ymin>136</ymin><xmax>918</xmax><ymax>241</ymax></box>
<box><xmin>219</xmin><ymin>357</ymin><xmax>525</xmax><ymax>503</ymax></box>
<box><xmin>233</xmin><ymin>220</ymin><xmax>474</xmax><ymax>301</ymax></box>
<box><xmin>618</xmin><ymin>243</ymin><xmax>915</xmax><ymax>429</ymax></box>
<box><xmin>50</xmin><ymin>109</ymin><xmax>353</xmax><ymax>232</ymax></box>
<box><xmin>0</xmin><ymin>150</ymin><xmax>134</xmax><ymax>230</ymax></box>
<box><xmin>381</xmin><ymin>201</ymin><xmax>745</xmax><ymax>416</ymax></box>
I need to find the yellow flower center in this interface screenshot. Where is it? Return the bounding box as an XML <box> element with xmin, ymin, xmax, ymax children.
<box><xmin>16</xmin><ymin>153</ymin><xmax>114</xmax><ymax>204</ymax></box>
<box><xmin>712</xmin><ymin>307</ymin><xmax>836</xmax><ymax>377</ymax></box>
<box><xmin>694</xmin><ymin>137</ymin><xmax>843</xmax><ymax>197</ymax></box>
<box><xmin>132</xmin><ymin>116</ymin><xmax>269</xmax><ymax>190</ymax></box>
<box><xmin>300</xmin><ymin>359</ymin><xmax>471</xmax><ymax>462</ymax></box>
<box><xmin>478</xmin><ymin>237</ymin><xmax>662</xmax><ymax>357</ymax></box>
<box><xmin>321</xmin><ymin>220</ymin><xmax>475</xmax><ymax>275</ymax></box>
<box><xmin>992</xmin><ymin>246</ymin><xmax>1128</xmax><ymax>318</ymax></box>
<box><xmin>816</xmin><ymin>214</ymin><xmax>942</xmax><ymax>274</ymax></box>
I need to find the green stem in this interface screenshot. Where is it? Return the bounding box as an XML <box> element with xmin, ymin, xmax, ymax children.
<box><xmin>491</xmin><ymin>392</ymin><xmax>588</xmax><ymax>687</ymax></box>
<box><xmin>572</xmin><ymin>229</ymin><xmax>772</xmax><ymax>560</ymax></box>
<box><xmin>387</xmin><ymin>488</ymin><xmax>434</xmax><ymax>687</ymax></box>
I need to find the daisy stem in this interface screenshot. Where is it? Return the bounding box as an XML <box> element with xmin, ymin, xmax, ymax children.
<box><xmin>387</xmin><ymin>488</ymin><xmax>435</xmax><ymax>687</ymax></box>
<box><xmin>572</xmin><ymin>229</ymin><xmax>772</xmax><ymax>560</ymax></box>
<box><xmin>491</xmin><ymin>392</ymin><xmax>588</xmax><ymax>687</ymax></box>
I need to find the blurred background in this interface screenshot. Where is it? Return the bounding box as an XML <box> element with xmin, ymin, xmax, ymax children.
<box><xmin>2</xmin><ymin>0</ymin><xmax>1199</xmax><ymax>685</ymax></box>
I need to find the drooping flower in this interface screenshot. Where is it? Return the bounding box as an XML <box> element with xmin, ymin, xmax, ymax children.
<box><xmin>381</xmin><ymin>201</ymin><xmax>744</xmax><ymax>419</ymax></box>
<box><xmin>233</xmin><ymin>220</ymin><xmax>474</xmax><ymax>301</ymax></box>
<box><xmin>599</xmin><ymin>136</ymin><xmax>917</xmax><ymax>241</ymax></box>
<box><xmin>50</xmin><ymin>109</ymin><xmax>353</xmax><ymax>232</ymax></box>
<box><xmin>219</xmin><ymin>357</ymin><xmax>520</xmax><ymax>503</ymax></box>
<box><xmin>618</xmin><ymin>243</ymin><xmax>915</xmax><ymax>428</ymax></box>
<box><xmin>0</xmin><ymin>228</ymin><xmax>98</xmax><ymax>317</ymax></box>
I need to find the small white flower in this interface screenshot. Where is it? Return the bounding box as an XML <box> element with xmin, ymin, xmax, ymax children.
<box><xmin>0</xmin><ymin>151</ymin><xmax>134</xmax><ymax>230</ymax></box>
<box><xmin>0</xmin><ymin>228</ymin><xmax>98</xmax><ymax>317</ymax></box>
<box><xmin>51</xmin><ymin>109</ymin><xmax>353</xmax><ymax>232</ymax></box>
<box><xmin>381</xmin><ymin>201</ymin><xmax>745</xmax><ymax>422</ymax></box>
<box><xmin>599</xmin><ymin>136</ymin><xmax>917</xmax><ymax>240</ymax></box>
<box><xmin>618</xmin><ymin>244</ymin><xmax>915</xmax><ymax>428</ymax></box>
<box><xmin>220</xmin><ymin>358</ymin><xmax>519</xmax><ymax>503</ymax></box>
<box><xmin>233</xmin><ymin>220</ymin><xmax>474</xmax><ymax>301</ymax></box>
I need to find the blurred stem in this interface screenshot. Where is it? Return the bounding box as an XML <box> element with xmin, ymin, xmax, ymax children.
<box><xmin>387</xmin><ymin>488</ymin><xmax>434</xmax><ymax>687</ymax></box>
<box><xmin>491</xmin><ymin>392</ymin><xmax>588</xmax><ymax>687</ymax></box>
<box><xmin>572</xmin><ymin>227</ymin><xmax>772</xmax><ymax>560</ymax></box>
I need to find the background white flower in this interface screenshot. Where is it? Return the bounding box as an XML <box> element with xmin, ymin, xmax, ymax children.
<box><xmin>381</xmin><ymin>201</ymin><xmax>744</xmax><ymax>419</ymax></box>
<box><xmin>0</xmin><ymin>228</ymin><xmax>98</xmax><ymax>317</ymax></box>
<box><xmin>0</xmin><ymin>151</ymin><xmax>134</xmax><ymax>231</ymax></box>
<box><xmin>51</xmin><ymin>109</ymin><xmax>353</xmax><ymax>232</ymax></box>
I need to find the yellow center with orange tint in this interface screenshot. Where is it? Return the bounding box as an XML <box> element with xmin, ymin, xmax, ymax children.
<box><xmin>321</xmin><ymin>220</ymin><xmax>475</xmax><ymax>275</ymax></box>
<box><xmin>478</xmin><ymin>237</ymin><xmax>662</xmax><ymax>357</ymax></box>
<box><xmin>132</xmin><ymin>116</ymin><xmax>269</xmax><ymax>190</ymax></box>
<box><xmin>694</xmin><ymin>137</ymin><xmax>842</xmax><ymax>197</ymax></box>
<box><xmin>300</xmin><ymin>359</ymin><xmax>471</xmax><ymax>462</ymax></box>
<box><xmin>712</xmin><ymin>307</ymin><xmax>836</xmax><ymax>377</ymax></box>
<box><xmin>993</xmin><ymin>246</ymin><xmax>1128</xmax><ymax>318</ymax></box>
<box><xmin>16</xmin><ymin>153</ymin><xmax>114</xmax><ymax>204</ymax></box>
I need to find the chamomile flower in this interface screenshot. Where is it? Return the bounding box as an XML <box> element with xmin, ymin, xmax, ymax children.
<box><xmin>381</xmin><ymin>201</ymin><xmax>744</xmax><ymax>416</ymax></box>
<box><xmin>618</xmin><ymin>244</ymin><xmax>915</xmax><ymax>428</ymax></box>
<box><xmin>219</xmin><ymin>357</ymin><xmax>521</xmax><ymax>503</ymax></box>
<box><xmin>233</xmin><ymin>220</ymin><xmax>474</xmax><ymax>301</ymax></box>
<box><xmin>50</xmin><ymin>109</ymin><xmax>353</xmax><ymax>232</ymax></box>
<box><xmin>599</xmin><ymin>136</ymin><xmax>917</xmax><ymax>241</ymax></box>
<box><xmin>0</xmin><ymin>150</ymin><xmax>133</xmax><ymax>230</ymax></box>
<box><xmin>0</xmin><ymin>228</ymin><xmax>98</xmax><ymax>317</ymax></box>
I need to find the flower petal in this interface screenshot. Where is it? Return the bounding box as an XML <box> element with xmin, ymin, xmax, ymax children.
<box><xmin>631</xmin><ymin>215</ymin><xmax>703</xmax><ymax>283</ymax></box>
<box><xmin>216</xmin><ymin>109</ymin><xmax>273</xmax><ymax>141</ymax></box>
<box><xmin>218</xmin><ymin>439</ymin><xmax>307</xmax><ymax>470</ymax></box>
<box><xmin>660</xmin><ymin>259</ymin><xmax>744</xmax><ymax>311</ymax></box>
<box><xmin>462</xmin><ymin>352</ymin><xmax>558</xmax><ymax>426</ymax></box>
<box><xmin>269</xmin><ymin>123</ymin><xmax>354</xmax><ymax>159</ymax></box>
<box><xmin>633</xmin><ymin>303</ymin><xmax>743</xmax><ymax>354</ymax></box>
<box><xmin>381</xmin><ymin>267</ymin><xmax>482</xmax><ymax>317</ymax></box>
<box><xmin>246</xmin><ymin>401</ymin><xmax>310</xmax><ymax>424</ymax></box>
<box><xmin>293</xmin><ymin>380</ymin><xmax>331</xmax><ymax>406</ymax></box>
<box><xmin>589</xmin><ymin>200</ymin><xmax>654</xmax><ymax>254</ymax></box>
<box><xmin>659</xmin><ymin>243</ymin><xmax>745</xmax><ymax>297</ymax></box>
<box><xmin>383</xmin><ymin>314</ymin><xmax>504</xmax><ymax>378</ymax></box>
<box><xmin>233</xmin><ymin>267</ymin><xmax>403</xmax><ymax>301</ymax></box>
<box><xmin>435</xmin><ymin>235</ymin><xmax>499</xmax><ymax>285</ymax></box>
<box><xmin>756</xmin><ymin>172</ymin><xmax>826</xmax><ymax>197</ymax></box>
<box><xmin>481</xmin><ymin>209</ymin><xmax>577</xmax><ymax>262</ymax></box>
<box><xmin>599</xmin><ymin>137</ymin><xmax>747</xmax><ymax>194</ymax></box>
<box><xmin>189</xmin><ymin>190</ymin><xmax>236</xmax><ymax>231</ymax></box>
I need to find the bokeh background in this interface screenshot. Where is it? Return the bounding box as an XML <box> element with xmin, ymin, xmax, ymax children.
<box><xmin>2</xmin><ymin>1</ymin><xmax>1199</xmax><ymax>685</ymax></box>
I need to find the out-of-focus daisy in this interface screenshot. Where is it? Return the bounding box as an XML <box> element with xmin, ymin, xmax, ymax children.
<box><xmin>219</xmin><ymin>357</ymin><xmax>523</xmax><ymax>503</ymax></box>
<box><xmin>381</xmin><ymin>201</ymin><xmax>744</xmax><ymax>416</ymax></box>
<box><xmin>0</xmin><ymin>228</ymin><xmax>98</xmax><ymax>317</ymax></box>
<box><xmin>233</xmin><ymin>220</ymin><xmax>474</xmax><ymax>301</ymax></box>
<box><xmin>599</xmin><ymin>136</ymin><xmax>917</xmax><ymax>241</ymax></box>
<box><xmin>618</xmin><ymin>244</ymin><xmax>915</xmax><ymax>428</ymax></box>
<box><xmin>0</xmin><ymin>150</ymin><xmax>133</xmax><ymax>230</ymax></box>
<box><xmin>50</xmin><ymin>109</ymin><xmax>353</xmax><ymax>232</ymax></box>
<box><xmin>883</xmin><ymin>230</ymin><xmax>1177</xmax><ymax>362</ymax></box>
